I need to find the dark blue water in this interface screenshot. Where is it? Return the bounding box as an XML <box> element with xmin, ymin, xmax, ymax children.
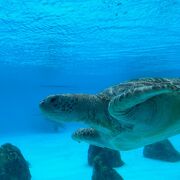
<box><xmin>0</xmin><ymin>0</ymin><xmax>180</xmax><ymax>134</ymax></box>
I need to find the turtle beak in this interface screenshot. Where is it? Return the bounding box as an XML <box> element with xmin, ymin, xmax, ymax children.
<box><xmin>39</xmin><ymin>97</ymin><xmax>53</xmax><ymax>114</ymax></box>
<box><xmin>39</xmin><ymin>99</ymin><xmax>48</xmax><ymax>111</ymax></box>
<box><xmin>39</xmin><ymin>100</ymin><xmax>45</xmax><ymax>108</ymax></box>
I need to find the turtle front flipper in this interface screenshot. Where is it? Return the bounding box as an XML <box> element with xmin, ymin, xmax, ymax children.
<box><xmin>108</xmin><ymin>84</ymin><xmax>179</xmax><ymax>120</ymax></box>
<box><xmin>72</xmin><ymin>128</ymin><xmax>111</xmax><ymax>148</ymax></box>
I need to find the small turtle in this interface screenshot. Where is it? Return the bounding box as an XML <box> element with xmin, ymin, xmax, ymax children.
<box><xmin>39</xmin><ymin>78</ymin><xmax>180</xmax><ymax>150</ymax></box>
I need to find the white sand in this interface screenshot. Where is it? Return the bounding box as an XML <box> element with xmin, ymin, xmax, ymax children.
<box><xmin>0</xmin><ymin>132</ymin><xmax>179</xmax><ymax>180</ymax></box>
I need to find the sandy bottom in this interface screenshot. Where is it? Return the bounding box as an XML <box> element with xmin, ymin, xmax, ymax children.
<box><xmin>0</xmin><ymin>132</ymin><xmax>179</xmax><ymax>180</ymax></box>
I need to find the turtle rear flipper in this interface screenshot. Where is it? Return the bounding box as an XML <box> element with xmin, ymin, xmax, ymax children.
<box><xmin>108</xmin><ymin>84</ymin><xmax>178</xmax><ymax>120</ymax></box>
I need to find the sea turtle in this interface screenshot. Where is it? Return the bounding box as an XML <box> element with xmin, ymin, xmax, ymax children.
<box><xmin>39</xmin><ymin>78</ymin><xmax>180</xmax><ymax>151</ymax></box>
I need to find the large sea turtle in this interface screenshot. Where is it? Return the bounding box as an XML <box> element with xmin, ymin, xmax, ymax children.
<box><xmin>39</xmin><ymin>78</ymin><xmax>180</xmax><ymax>151</ymax></box>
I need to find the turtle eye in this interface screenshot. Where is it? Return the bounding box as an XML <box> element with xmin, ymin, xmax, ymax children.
<box><xmin>50</xmin><ymin>97</ymin><xmax>57</xmax><ymax>103</ymax></box>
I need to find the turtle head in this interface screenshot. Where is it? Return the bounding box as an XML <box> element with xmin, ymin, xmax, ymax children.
<box><xmin>39</xmin><ymin>94</ymin><xmax>104</xmax><ymax>124</ymax></box>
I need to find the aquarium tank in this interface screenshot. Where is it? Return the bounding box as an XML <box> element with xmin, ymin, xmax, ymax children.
<box><xmin>0</xmin><ymin>0</ymin><xmax>180</xmax><ymax>179</ymax></box>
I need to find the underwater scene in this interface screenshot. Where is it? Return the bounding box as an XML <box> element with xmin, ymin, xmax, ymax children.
<box><xmin>0</xmin><ymin>0</ymin><xmax>180</xmax><ymax>179</ymax></box>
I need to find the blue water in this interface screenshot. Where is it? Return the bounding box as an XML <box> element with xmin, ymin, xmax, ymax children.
<box><xmin>0</xmin><ymin>0</ymin><xmax>180</xmax><ymax>179</ymax></box>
